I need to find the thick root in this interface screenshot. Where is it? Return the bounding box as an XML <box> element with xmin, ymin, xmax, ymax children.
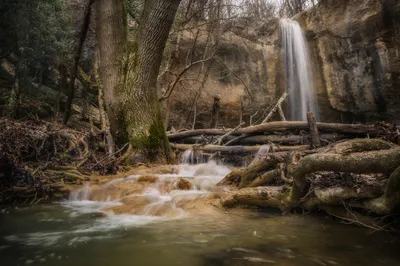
<box><xmin>365</xmin><ymin>166</ymin><xmax>400</xmax><ymax>214</ymax></box>
<box><xmin>288</xmin><ymin>147</ymin><xmax>400</xmax><ymax>205</ymax></box>
<box><xmin>303</xmin><ymin>186</ymin><xmax>385</xmax><ymax>209</ymax></box>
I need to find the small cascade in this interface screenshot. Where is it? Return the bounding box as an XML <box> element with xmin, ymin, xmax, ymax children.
<box><xmin>180</xmin><ymin>149</ymin><xmax>206</xmax><ymax>164</ymax></box>
<box><xmin>280</xmin><ymin>18</ymin><xmax>319</xmax><ymax>121</ymax></box>
<box><xmin>68</xmin><ymin>183</ymin><xmax>92</xmax><ymax>201</ymax></box>
<box><xmin>64</xmin><ymin>160</ymin><xmax>231</xmax><ymax>226</ymax></box>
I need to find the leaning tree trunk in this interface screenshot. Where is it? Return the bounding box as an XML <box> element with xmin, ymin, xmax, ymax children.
<box><xmin>96</xmin><ymin>0</ymin><xmax>181</xmax><ymax>161</ymax></box>
<box><xmin>120</xmin><ymin>0</ymin><xmax>181</xmax><ymax>161</ymax></box>
<box><xmin>63</xmin><ymin>0</ymin><xmax>94</xmax><ymax>125</ymax></box>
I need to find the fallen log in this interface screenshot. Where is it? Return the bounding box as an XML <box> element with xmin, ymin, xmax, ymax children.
<box><xmin>168</xmin><ymin>129</ymin><xmax>228</xmax><ymax>140</ymax></box>
<box><xmin>176</xmin><ymin>134</ymin><xmax>345</xmax><ymax>145</ymax></box>
<box><xmin>218</xmin><ymin>186</ymin><xmax>285</xmax><ymax>209</ymax></box>
<box><xmin>170</xmin><ymin>143</ymin><xmax>309</xmax><ymax>153</ymax></box>
<box><xmin>239</xmin><ymin>121</ymin><xmax>384</xmax><ymax>135</ymax></box>
<box><xmin>168</xmin><ymin>121</ymin><xmax>387</xmax><ymax>140</ymax></box>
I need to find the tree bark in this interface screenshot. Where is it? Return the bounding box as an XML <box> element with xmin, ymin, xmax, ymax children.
<box><xmin>95</xmin><ymin>45</ymin><xmax>115</xmax><ymax>154</ymax></box>
<box><xmin>95</xmin><ymin>0</ymin><xmax>127</xmax><ymax>143</ymax></box>
<box><xmin>119</xmin><ymin>0</ymin><xmax>181</xmax><ymax>161</ymax></box>
<box><xmin>96</xmin><ymin>0</ymin><xmax>180</xmax><ymax>161</ymax></box>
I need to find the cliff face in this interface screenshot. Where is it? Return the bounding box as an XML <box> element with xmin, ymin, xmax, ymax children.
<box><xmin>298</xmin><ymin>0</ymin><xmax>400</xmax><ymax>123</ymax></box>
<box><xmin>163</xmin><ymin>18</ymin><xmax>281</xmax><ymax>129</ymax></box>
<box><xmin>168</xmin><ymin>0</ymin><xmax>400</xmax><ymax>128</ymax></box>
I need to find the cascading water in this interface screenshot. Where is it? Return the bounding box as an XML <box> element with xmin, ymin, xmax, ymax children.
<box><xmin>180</xmin><ymin>149</ymin><xmax>206</xmax><ymax>164</ymax></box>
<box><xmin>68</xmin><ymin>183</ymin><xmax>92</xmax><ymax>201</ymax></box>
<box><xmin>63</xmin><ymin>159</ymin><xmax>231</xmax><ymax>226</ymax></box>
<box><xmin>280</xmin><ymin>18</ymin><xmax>319</xmax><ymax>121</ymax></box>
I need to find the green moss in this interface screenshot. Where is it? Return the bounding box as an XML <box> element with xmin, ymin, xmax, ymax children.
<box><xmin>129</xmin><ymin>110</ymin><xmax>169</xmax><ymax>160</ymax></box>
<box><xmin>130</xmin><ymin>118</ymin><xmax>165</xmax><ymax>150</ymax></box>
<box><xmin>115</xmin><ymin>109</ymin><xmax>130</xmax><ymax>145</ymax></box>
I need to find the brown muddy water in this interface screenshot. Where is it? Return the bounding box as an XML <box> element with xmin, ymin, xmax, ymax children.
<box><xmin>1</xmin><ymin>160</ymin><xmax>399</xmax><ymax>266</ymax></box>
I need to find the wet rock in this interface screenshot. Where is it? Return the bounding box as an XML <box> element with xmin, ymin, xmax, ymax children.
<box><xmin>137</xmin><ymin>175</ymin><xmax>160</xmax><ymax>183</ymax></box>
<box><xmin>105</xmin><ymin>195</ymin><xmax>157</xmax><ymax>215</ymax></box>
<box><xmin>173</xmin><ymin>178</ymin><xmax>193</xmax><ymax>190</ymax></box>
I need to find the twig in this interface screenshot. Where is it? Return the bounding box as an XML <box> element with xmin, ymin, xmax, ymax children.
<box><xmin>249</xmin><ymin>110</ymin><xmax>259</xmax><ymax>126</ymax></box>
<box><xmin>91</xmin><ymin>142</ymin><xmax>129</xmax><ymax>168</ymax></box>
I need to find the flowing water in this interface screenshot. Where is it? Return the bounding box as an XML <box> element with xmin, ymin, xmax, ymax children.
<box><xmin>1</xmin><ymin>159</ymin><xmax>400</xmax><ymax>266</ymax></box>
<box><xmin>280</xmin><ymin>18</ymin><xmax>319</xmax><ymax>121</ymax></box>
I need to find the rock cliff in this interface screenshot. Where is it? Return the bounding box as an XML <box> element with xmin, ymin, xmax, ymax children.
<box><xmin>298</xmin><ymin>0</ymin><xmax>400</xmax><ymax>123</ymax></box>
<box><xmin>167</xmin><ymin>0</ymin><xmax>400</xmax><ymax>127</ymax></box>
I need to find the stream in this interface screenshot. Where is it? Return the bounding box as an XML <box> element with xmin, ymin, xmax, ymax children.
<box><xmin>1</xmin><ymin>159</ymin><xmax>400</xmax><ymax>266</ymax></box>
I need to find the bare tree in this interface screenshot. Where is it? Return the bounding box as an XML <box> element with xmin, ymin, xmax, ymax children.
<box><xmin>96</xmin><ymin>0</ymin><xmax>182</xmax><ymax>161</ymax></box>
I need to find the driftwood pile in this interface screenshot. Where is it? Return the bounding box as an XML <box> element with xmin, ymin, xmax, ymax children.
<box><xmin>0</xmin><ymin>118</ymin><xmax>121</xmax><ymax>203</ymax></box>
<box><xmin>169</xmin><ymin>112</ymin><xmax>400</xmax><ymax>231</ymax></box>
<box><xmin>168</xmin><ymin>112</ymin><xmax>399</xmax><ymax>154</ymax></box>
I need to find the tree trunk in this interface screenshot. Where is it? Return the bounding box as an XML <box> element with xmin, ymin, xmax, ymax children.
<box><xmin>210</xmin><ymin>95</ymin><xmax>221</xmax><ymax>128</ymax></box>
<box><xmin>96</xmin><ymin>0</ymin><xmax>181</xmax><ymax>161</ymax></box>
<box><xmin>7</xmin><ymin>75</ymin><xmax>20</xmax><ymax>118</ymax></box>
<box><xmin>120</xmin><ymin>0</ymin><xmax>181</xmax><ymax>161</ymax></box>
<box><xmin>95</xmin><ymin>0</ymin><xmax>127</xmax><ymax>143</ymax></box>
<box><xmin>307</xmin><ymin>112</ymin><xmax>320</xmax><ymax>148</ymax></box>
<box><xmin>64</xmin><ymin>0</ymin><xmax>94</xmax><ymax>125</ymax></box>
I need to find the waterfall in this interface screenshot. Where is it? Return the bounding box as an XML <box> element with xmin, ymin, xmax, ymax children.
<box><xmin>280</xmin><ymin>18</ymin><xmax>319</xmax><ymax>121</ymax></box>
<box><xmin>68</xmin><ymin>183</ymin><xmax>92</xmax><ymax>201</ymax></box>
<box><xmin>180</xmin><ymin>149</ymin><xmax>206</xmax><ymax>164</ymax></box>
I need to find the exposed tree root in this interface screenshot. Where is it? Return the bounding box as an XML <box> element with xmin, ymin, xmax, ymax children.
<box><xmin>365</xmin><ymin>166</ymin><xmax>400</xmax><ymax>214</ymax></box>
<box><xmin>216</xmin><ymin>139</ymin><xmax>400</xmax><ymax>230</ymax></box>
<box><xmin>287</xmin><ymin>146</ymin><xmax>400</xmax><ymax>206</ymax></box>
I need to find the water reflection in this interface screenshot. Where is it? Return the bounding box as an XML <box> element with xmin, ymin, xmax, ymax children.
<box><xmin>1</xmin><ymin>161</ymin><xmax>399</xmax><ymax>265</ymax></box>
<box><xmin>1</xmin><ymin>205</ymin><xmax>400</xmax><ymax>266</ymax></box>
